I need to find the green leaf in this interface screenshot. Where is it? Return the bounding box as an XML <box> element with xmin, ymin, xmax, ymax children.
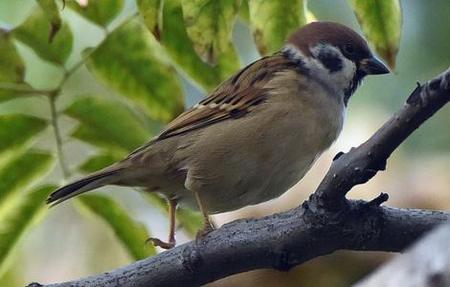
<box><xmin>0</xmin><ymin>151</ymin><xmax>54</xmax><ymax>204</ymax></box>
<box><xmin>36</xmin><ymin>0</ymin><xmax>62</xmax><ymax>43</ymax></box>
<box><xmin>79</xmin><ymin>153</ymin><xmax>122</xmax><ymax>173</ymax></box>
<box><xmin>0</xmin><ymin>83</ymin><xmax>35</xmax><ymax>103</ymax></box>
<box><xmin>65</xmin><ymin>96</ymin><xmax>151</xmax><ymax>154</ymax></box>
<box><xmin>248</xmin><ymin>0</ymin><xmax>306</xmax><ymax>55</ymax></box>
<box><xmin>136</xmin><ymin>0</ymin><xmax>162</xmax><ymax>40</ymax></box>
<box><xmin>0</xmin><ymin>30</ymin><xmax>25</xmax><ymax>84</ymax></box>
<box><xmin>145</xmin><ymin>193</ymin><xmax>203</xmax><ymax>238</ymax></box>
<box><xmin>13</xmin><ymin>5</ymin><xmax>73</xmax><ymax>65</ymax></box>
<box><xmin>68</xmin><ymin>0</ymin><xmax>124</xmax><ymax>27</ymax></box>
<box><xmin>239</xmin><ymin>0</ymin><xmax>250</xmax><ymax>23</ymax></box>
<box><xmin>181</xmin><ymin>0</ymin><xmax>240</xmax><ymax>65</ymax></box>
<box><xmin>0</xmin><ymin>114</ymin><xmax>47</xmax><ymax>158</ymax></box>
<box><xmin>85</xmin><ymin>19</ymin><xmax>184</xmax><ymax>121</ymax></box>
<box><xmin>159</xmin><ymin>0</ymin><xmax>222</xmax><ymax>88</ymax></box>
<box><xmin>349</xmin><ymin>0</ymin><xmax>402</xmax><ymax>69</ymax></box>
<box><xmin>139</xmin><ymin>0</ymin><xmax>240</xmax><ymax>90</ymax></box>
<box><xmin>0</xmin><ymin>29</ymin><xmax>28</xmax><ymax>102</ymax></box>
<box><xmin>0</xmin><ymin>185</ymin><xmax>56</xmax><ymax>275</ymax></box>
<box><xmin>79</xmin><ymin>194</ymin><xmax>156</xmax><ymax>259</ymax></box>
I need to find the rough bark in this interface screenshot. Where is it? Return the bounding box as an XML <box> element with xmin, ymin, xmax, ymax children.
<box><xmin>28</xmin><ymin>68</ymin><xmax>450</xmax><ymax>287</ymax></box>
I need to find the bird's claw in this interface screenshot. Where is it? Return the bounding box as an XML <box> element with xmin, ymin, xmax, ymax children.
<box><xmin>196</xmin><ymin>224</ymin><xmax>215</xmax><ymax>241</ymax></box>
<box><xmin>146</xmin><ymin>237</ymin><xmax>176</xmax><ymax>250</ymax></box>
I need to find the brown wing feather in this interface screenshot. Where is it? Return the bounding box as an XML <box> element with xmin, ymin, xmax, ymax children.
<box><xmin>127</xmin><ymin>53</ymin><xmax>294</xmax><ymax>157</ymax></box>
<box><xmin>157</xmin><ymin>53</ymin><xmax>291</xmax><ymax>140</ymax></box>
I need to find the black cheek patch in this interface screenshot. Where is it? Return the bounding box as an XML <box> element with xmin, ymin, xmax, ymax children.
<box><xmin>317</xmin><ymin>48</ymin><xmax>343</xmax><ymax>73</ymax></box>
<box><xmin>281</xmin><ymin>47</ymin><xmax>310</xmax><ymax>76</ymax></box>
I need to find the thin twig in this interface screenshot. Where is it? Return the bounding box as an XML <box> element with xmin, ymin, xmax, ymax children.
<box><xmin>48</xmin><ymin>93</ymin><xmax>70</xmax><ymax>179</ymax></box>
<box><xmin>0</xmin><ymin>82</ymin><xmax>51</xmax><ymax>95</ymax></box>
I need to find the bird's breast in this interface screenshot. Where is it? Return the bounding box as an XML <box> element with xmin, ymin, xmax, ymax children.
<box><xmin>177</xmin><ymin>71</ymin><xmax>345</xmax><ymax>213</ymax></box>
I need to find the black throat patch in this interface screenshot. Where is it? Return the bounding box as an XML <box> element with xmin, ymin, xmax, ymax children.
<box><xmin>343</xmin><ymin>70</ymin><xmax>366</xmax><ymax>105</ymax></box>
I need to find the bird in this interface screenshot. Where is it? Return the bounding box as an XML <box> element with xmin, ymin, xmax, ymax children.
<box><xmin>47</xmin><ymin>21</ymin><xmax>390</xmax><ymax>249</ymax></box>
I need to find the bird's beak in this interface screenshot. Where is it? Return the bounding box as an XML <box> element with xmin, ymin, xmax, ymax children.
<box><xmin>359</xmin><ymin>56</ymin><xmax>390</xmax><ymax>75</ymax></box>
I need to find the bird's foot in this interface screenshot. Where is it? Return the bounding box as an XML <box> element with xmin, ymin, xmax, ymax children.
<box><xmin>146</xmin><ymin>237</ymin><xmax>176</xmax><ymax>250</ymax></box>
<box><xmin>195</xmin><ymin>223</ymin><xmax>215</xmax><ymax>240</ymax></box>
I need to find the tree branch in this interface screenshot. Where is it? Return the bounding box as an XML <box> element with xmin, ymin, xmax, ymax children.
<box><xmin>30</xmin><ymin>68</ymin><xmax>450</xmax><ymax>287</ymax></box>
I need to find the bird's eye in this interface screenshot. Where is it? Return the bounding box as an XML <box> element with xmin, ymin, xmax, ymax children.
<box><xmin>343</xmin><ymin>43</ymin><xmax>355</xmax><ymax>56</ymax></box>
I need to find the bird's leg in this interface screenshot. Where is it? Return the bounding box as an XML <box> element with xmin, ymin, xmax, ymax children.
<box><xmin>167</xmin><ymin>198</ymin><xmax>177</xmax><ymax>245</ymax></box>
<box><xmin>193</xmin><ymin>190</ymin><xmax>215</xmax><ymax>239</ymax></box>
<box><xmin>146</xmin><ymin>198</ymin><xmax>177</xmax><ymax>249</ymax></box>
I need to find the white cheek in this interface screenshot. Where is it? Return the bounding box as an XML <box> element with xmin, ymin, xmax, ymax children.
<box><xmin>330</xmin><ymin>57</ymin><xmax>356</xmax><ymax>90</ymax></box>
<box><xmin>308</xmin><ymin>45</ymin><xmax>356</xmax><ymax>96</ymax></box>
<box><xmin>282</xmin><ymin>44</ymin><xmax>357</xmax><ymax>101</ymax></box>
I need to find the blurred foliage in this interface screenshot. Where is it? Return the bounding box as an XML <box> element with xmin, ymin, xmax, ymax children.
<box><xmin>65</xmin><ymin>96</ymin><xmax>150</xmax><ymax>155</ymax></box>
<box><xmin>13</xmin><ymin>5</ymin><xmax>73</xmax><ymax>65</ymax></box>
<box><xmin>0</xmin><ymin>185</ymin><xmax>56</xmax><ymax>275</ymax></box>
<box><xmin>78</xmin><ymin>194</ymin><xmax>156</xmax><ymax>259</ymax></box>
<box><xmin>0</xmin><ymin>115</ymin><xmax>47</xmax><ymax>158</ymax></box>
<box><xmin>79</xmin><ymin>153</ymin><xmax>121</xmax><ymax>173</ymax></box>
<box><xmin>0</xmin><ymin>31</ymin><xmax>24</xmax><ymax>83</ymax></box>
<box><xmin>0</xmin><ymin>151</ymin><xmax>53</xmax><ymax>203</ymax></box>
<box><xmin>0</xmin><ymin>0</ymin><xmax>449</xmax><ymax>286</ymax></box>
<box><xmin>136</xmin><ymin>0</ymin><xmax>162</xmax><ymax>39</ymax></box>
<box><xmin>181</xmin><ymin>0</ymin><xmax>240</xmax><ymax>65</ymax></box>
<box><xmin>0</xmin><ymin>149</ymin><xmax>54</xmax><ymax>275</ymax></box>
<box><xmin>67</xmin><ymin>0</ymin><xmax>125</xmax><ymax>27</ymax></box>
<box><xmin>84</xmin><ymin>19</ymin><xmax>185</xmax><ymax>122</ymax></box>
<box><xmin>248</xmin><ymin>0</ymin><xmax>307</xmax><ymax>55</ymax></box>
<box><xmin>139</xmin><ymin>0</ymin><xmax>240</xmax><ymax>90</ymax></box>
<box><xmin>0</xmin><ymin>30</ymin><xmax>27</xmax><ymax>101</ymax></box>
<box><xmin>350</xmin><ymin>0</ymin><xmax>402</xmax><ymax>69</ymax></box>
<box><xmin>36</xmin><ymin>0</ymin><xmax>62</xmax><ymax>43</ymax></box>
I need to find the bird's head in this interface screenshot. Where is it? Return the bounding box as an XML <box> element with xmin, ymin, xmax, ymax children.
<box><xmin>283</xmin><ymin>21</ymin><xmax>390</xmax><ymax>105</ymax></box>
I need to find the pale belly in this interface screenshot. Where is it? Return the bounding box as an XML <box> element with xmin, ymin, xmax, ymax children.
<box><xmin>174</xmin><ymin>99</ymin><xmax>344</xmax><ymax>213</ymax></box>
<box><xmin>174</xmin><ymin>152</ymin><xmax>317</xmax><ymax>214</ymax></box>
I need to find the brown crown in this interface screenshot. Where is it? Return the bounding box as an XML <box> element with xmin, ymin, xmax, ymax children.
<box><xmin>287</xmin><ymin>21</ymin><xmax>371</xmax><ymax>61</ymax></box>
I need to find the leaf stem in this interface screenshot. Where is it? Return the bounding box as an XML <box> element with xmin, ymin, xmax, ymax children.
<box><xmin>48</xmin><ymin>93</ymin><xmax>70</xmax><ymax>179</ymax></box>
<box><xmin>0</xmin><ymin>82</ymin><xmax>51</xmax><ymax>95</ymax></box>
<box><xmin>55</xmin><ymin>58</ymin><xmax>87</xmax><ymax>92</ymax></box>
<box><xmin>56</xmin><ymin>11</ymin><xmax>140</xmax><ymax>90</ymax></box>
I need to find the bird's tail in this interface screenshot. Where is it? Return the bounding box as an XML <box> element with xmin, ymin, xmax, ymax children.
<box><xmin>47</xmin><ymin>167</ymin><xmax>124</xmax><ymax>207</ymax></box>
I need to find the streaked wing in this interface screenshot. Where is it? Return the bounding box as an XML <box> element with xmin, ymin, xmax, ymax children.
<box><xmin>156</xmin><ymin>53</ymin><xmax>291</xmax><ymax>140</ymax></box>
<box><xmin>156</xmin><ymin>86</ymin><xmax>264</xmax><ymax>140</ymax></box>
<box><xmin>127</xmin><ymin>53</ymin><xmax>295</xmax><ymax>157</ymax></box>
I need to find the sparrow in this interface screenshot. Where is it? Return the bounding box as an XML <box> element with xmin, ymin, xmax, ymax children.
<box><xmin>47</xmin><ymin>21</ymin><xmax>389</xmax><ymax>249</ymax></box>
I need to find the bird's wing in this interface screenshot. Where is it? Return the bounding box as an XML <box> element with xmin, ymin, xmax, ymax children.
<box><xmin>127</xmin><ymin>53</ymin><xmax>295</xmax><ymax>157</ymax></box>
<box><xmin>156</xmin><ymin>54</ymin><xmax>293</xmax><ymax>141</ymax></box>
